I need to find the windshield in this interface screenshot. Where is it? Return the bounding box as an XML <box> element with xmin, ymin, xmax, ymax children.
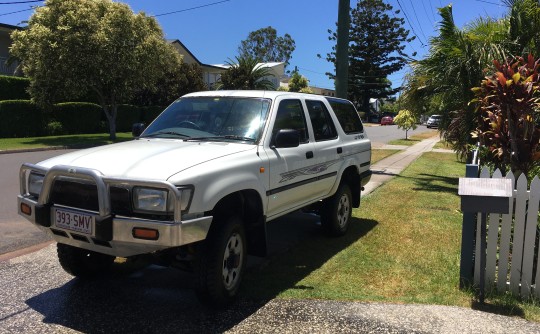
<box><xmin>141</xmin><ymin>96</ymin><xmax>271</xmax><ymax>143</ymax></box>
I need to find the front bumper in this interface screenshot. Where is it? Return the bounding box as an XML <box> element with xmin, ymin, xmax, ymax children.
<box><xmin>17</xmin><ymin>163</ymin><xmax>212</xmax><ymax>257</ymax></box>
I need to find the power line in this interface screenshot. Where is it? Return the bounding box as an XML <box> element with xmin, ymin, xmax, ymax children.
<box><xmin>0</xmin><ymin>0</ymin><xmax>42</xmax><ymax>4</ymax></box>
<box><xmin>152</xmin><ymin>0</ymin><xmax>231</xmax><ymax>17</ymax></box>
<box><xmin>406</xmin><ymin>0</ymin><xmax>428</xmax><ymax>42</ymax></box>
<box><xmin>421</xmin><ymin>0</ymin><xmax>436</xmax><ymax>24</ymax></box>
<box><xmin>396</xmin><ymin>0</ymin><xmax>425</xmax><ymax>46</ymax></box>
<box><xmin>473</xmin><ymin>0</ymin><xmax>501</xmax><ymax>5</ymax></box>
<box><xmin>0</xmin><ymin>5</ymin><xmax>35</xmax><ymax>16</ymax></box>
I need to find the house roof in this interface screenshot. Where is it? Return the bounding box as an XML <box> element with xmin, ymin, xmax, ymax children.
<box><xmin>167</xmin><ymin>39</ymin><xmax>225</xmax><ymax>70</ymax></box>
<box><xmin>0</xmin><ymin>22</ymin><xmax>24</xmax><ymax>33</ymax></box>
<box><xmin>211</xmin><ymin>62</ymin><xmax>285</xmax><ymax>69</ymax></box>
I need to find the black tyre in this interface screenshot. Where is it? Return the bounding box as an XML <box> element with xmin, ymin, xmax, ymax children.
<box><xmin>57</xmin><ymin>243</ymin><xmax>115</xmax><ymax>278</ymax></box>
<box><xmin>321</xmin><ymin>183</ymin><xmax>353</xmax><ymax>236</ymax></box>
<box><xmin>195</xmin><ymin>216</ymin><xmax>246</xmax><ymax>307</ymax></box>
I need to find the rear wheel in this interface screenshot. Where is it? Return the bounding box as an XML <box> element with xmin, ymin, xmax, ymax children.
<box><xmin>321</xmin><ymin>183</ymin><xmax>352</xmax><ymax>236</ymax></box>
<box><xmin>195</xmin><ymin>216</ymin><xmax>246</xmax><ymax>307</ymax></box>
<box><xmin>57</xmin><ymin>243</ymin><xmax>115</xmax><ymax>278</ymax></box>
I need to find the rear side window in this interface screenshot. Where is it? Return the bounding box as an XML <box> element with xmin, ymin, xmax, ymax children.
<box><xmin>326</xmin><ymin>98</ymin><xmax>364</xmax><ymax>134</ymax></box>
<box><xmin>306</xmin><ymin>100</ymin><xmax>337</xmax><ymax>141</ymax></box>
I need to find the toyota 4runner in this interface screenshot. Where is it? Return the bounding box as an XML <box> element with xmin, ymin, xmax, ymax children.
<box><xmin>17</xmin><ymin>90</ymin><xmax>371</xmax><ymax>306</ymax></box>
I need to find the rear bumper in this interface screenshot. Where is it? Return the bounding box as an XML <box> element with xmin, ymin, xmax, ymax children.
<box><xmin>360</xmin><ymin>170</ymin><xmax>372</xmax><ymax>187</ymax></box>
<box><xmin>17</xmin><ymin>164</ymin><xmax>212</xmax><ymax>257</ymax></box>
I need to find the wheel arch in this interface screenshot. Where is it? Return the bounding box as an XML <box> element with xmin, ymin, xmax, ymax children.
<box><xmin>341</xmin><ymin>166</ymin><xmax>361</xmax><ymax>208</ymax></box>
<box><xmin>209</xmin><ymin>189</ymin><xmax>267</xmax><ymax>257</ymax></box>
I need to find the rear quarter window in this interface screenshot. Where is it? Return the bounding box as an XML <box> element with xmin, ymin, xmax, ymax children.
<box><xmin>326</xmin><ymin>98</ymin><xmax>364</xmax><ymax>134</ymax></box>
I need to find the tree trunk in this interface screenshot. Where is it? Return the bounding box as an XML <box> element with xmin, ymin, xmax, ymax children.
<box><xmin>108</xmin><ymin>103</ymin><xmax>117</xmax><ymax>141</ymax></box>
<box><xmin>101</xmin><ymin>103</ymin><xmax>117</xmax><ymax>141</ymax></box>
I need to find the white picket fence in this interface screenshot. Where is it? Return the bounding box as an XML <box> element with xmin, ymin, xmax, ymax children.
<box><xmin>475</xmin><ymin>167</ymin><xmax>540</xmax><ymax>298</ymax></box>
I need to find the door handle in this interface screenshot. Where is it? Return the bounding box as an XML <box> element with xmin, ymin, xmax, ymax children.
<box><xmin>306</xmin><ymin>151</ymin><xmax>314</xmax><ymax>159</ymax></box>
<box><xmin>337</xmin><ymin>147</ymin><xmax>343</xmax><ymax>154</ymax></box>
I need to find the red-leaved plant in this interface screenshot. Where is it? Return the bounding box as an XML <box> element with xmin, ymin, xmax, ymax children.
<box><xmin>472</xmin><ymin>54</ymin><xmax>540</xmax><ymax>176</ymax></box>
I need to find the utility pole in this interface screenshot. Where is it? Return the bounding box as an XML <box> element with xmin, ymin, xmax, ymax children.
<box><xmin>335</xmin><ymin>0</ymin><xmax>350</xmax><ymax>99</ymax></box>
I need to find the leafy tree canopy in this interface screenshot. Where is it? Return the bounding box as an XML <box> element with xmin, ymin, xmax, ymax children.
<box><xmin>393</xmin><ymin>109</ymin><xmax>417</xmax><ymax>139</ymax></box>
<box><xmin>325</xmin><ymin>0</ymin><xmax>413</xmax><ymax>115</ymax></box>
<box><xmin>238</xmin><ymin>26</ymin><xmax>296</xmax><ymax>66</ymax></box>
<box><xmin>288</xmin><ymin>71</ymin><xmax>309</xmax><ymax>92</ymax></box>
<box><xmin>10</xmin><ymin>0</ymin><xmax>181</xmax><ymax>139</ymax></box>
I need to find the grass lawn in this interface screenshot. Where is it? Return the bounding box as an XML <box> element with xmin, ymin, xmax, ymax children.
<box><xmin>388</xmin><ymin>130</ymin><xmax>439</xmax><ymax>146</ymax></box>
<box><xmin>0</xmin><ymin>133</ymin><xmax>133</xmax><ymax>151</ymax></box>
<box><xmin>241</xmin><ymin>152</ymin><xmax>540</xmax><ymax>322</ymax></box>
<box><xmin>371</xmin><ymin>149</ymin><xmax>400</xmax><ymax>163</ymax></box>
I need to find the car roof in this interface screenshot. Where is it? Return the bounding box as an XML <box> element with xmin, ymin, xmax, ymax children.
<box><xmin>182</xmin><ymin>90</ymin><xmax>329</xmax><ymax>100</ymax></box>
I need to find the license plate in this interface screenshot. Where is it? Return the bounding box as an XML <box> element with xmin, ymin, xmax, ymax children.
<box><xmin>54</xmin><ymin>208</ymin><xmax>94</xmax><ymax>235</ymax></box>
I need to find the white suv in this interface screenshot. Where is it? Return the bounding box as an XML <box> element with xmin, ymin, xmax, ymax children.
<box><xmin>17</xmin><ymin>91</ymin><xmax>371</xmax><ymax>306</ymax></box>
<box><xmin>426</xmin><ymin>114</ymin><xmax>441</xmax><ymax>128</ymax></box>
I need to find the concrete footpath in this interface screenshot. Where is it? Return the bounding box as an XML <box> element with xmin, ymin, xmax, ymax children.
<box><xmin>228</xmin><ymin>137</ymin><xmax>540</xmax><ymax>334</ymax></box>
<box><xmin>363</xmin><ymin>136</ymin><xmax>442</xmax><ymax>196</ymax></box>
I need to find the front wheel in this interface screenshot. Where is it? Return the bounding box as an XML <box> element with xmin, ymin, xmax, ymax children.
<box><xmin>321</xmin><ymin>183</ymin><xmax>353</xmax><ymax>236</ymax></box>
<box><xmin>195</xmin><ymin>216</ymin><xmax>246</xmax><ymax>307</ymax></box>
<box><xmin>57</xmin><ymin>243</ymin><xmax>115</xmax><ymax>278</ymax></box>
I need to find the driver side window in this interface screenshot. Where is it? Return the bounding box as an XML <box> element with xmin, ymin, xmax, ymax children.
<box><xmin>272</xmin><ymin>99</ymin><xmax>308</xmax><ymax>143</ymax></box>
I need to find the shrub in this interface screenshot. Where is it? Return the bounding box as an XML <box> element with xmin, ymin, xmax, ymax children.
<box><xmin>45</xmin><ymin>121</ymin><xmax>65</xmax><ymax>136</ymax></box>
<box><xmin>51</xmin><ymin>102</ymin><xmax>103</xmax><ymax>134</ymax></box>
<box><xmin>0</xmin><ymin>75</ymin><xmax>30</xmax><ymax>101</ymax></box>
<box><xmin>0</xmin><ymin>100</ymin><xmax>44</xmax><ymax>137</ymax></box>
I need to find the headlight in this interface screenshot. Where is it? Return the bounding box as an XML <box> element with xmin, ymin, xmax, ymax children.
<box><xmin>133</xmin><ymin>186</ymin><xmax>193</xmax><ymax>213</ymax></box>
<box><xmin>133</xmin><ymin>188</ymin><xmax>169</xmax><ymax>213</ymax></box>
<box><xmin>28</xmin><ymin>173</ymin><xmax>44</xmax><ymax>197</ymax></box>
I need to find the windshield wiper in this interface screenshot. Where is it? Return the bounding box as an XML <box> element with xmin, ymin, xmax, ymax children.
<box><xmin>186</xmin><ymin>135</ymin><xmax>255</xmax><ymax>142</ymax></box>
<box><xmin>141</xmin><ymin>131</ymin><xmax>190</xmax><ymax>138</ymax></box>
<box><xmin>221</xmin><ymin>135</ymin><xmax>255</xmax><ymax>141</ymax></box>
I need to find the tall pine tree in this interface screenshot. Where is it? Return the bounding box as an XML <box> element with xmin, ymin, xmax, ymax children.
<box><xmin>325</xmin><ymin>0</ymin><xmax>414</xmax><ymax>117</ymax></box>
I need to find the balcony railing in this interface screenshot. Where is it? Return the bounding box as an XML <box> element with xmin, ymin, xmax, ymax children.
<box><xmin>0</xmin><ymin>57</ymin><xmax>18</xmax><ymax>75</ymax></box>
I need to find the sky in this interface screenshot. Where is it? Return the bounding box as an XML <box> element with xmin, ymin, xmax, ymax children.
<box><xmin>0</xmin><ymin>0</ymin><xmax>510</xmax><ymax>93</ymax></box>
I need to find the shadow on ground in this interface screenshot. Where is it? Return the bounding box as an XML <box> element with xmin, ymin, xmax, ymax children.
<box><xmin>25</xmin><ymin>211</ymin><xmax>376</xmax><ymax>333</ymax></box>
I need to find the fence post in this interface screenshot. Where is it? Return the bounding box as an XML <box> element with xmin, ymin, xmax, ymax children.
<box><xmin>460</xmin><ymin>152</ymin><xmax>480</xmax><ymax>289</ymax></box>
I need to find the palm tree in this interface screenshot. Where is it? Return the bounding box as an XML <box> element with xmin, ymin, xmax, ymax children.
<box><xmin>216</xmin><ymin>55</ymin><xmax>275</xmax><ymax>90</ymax></box>
<box><xmin>401</xmin><ymin>5</ymin><xmax>509</xmax><ymax>159</ymax></box>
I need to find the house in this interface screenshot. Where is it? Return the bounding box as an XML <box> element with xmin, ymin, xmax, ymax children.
<box><xmin>169</xmin><ymin>39</ymin><xmax>286</xmax><ymax>90</ymax></box>
<box><xmin>168</xmin><ymin>39</ymin><xmax>227</xmax><ymax>89</ymax></box>
<box><xmin>0</xmin><ymin>23</ymin><xmax>22</xmax><ymax>76</ymax></box>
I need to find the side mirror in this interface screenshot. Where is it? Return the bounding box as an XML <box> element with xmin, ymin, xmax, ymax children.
<box><xmin>132</xmin><ymin>123</ymin><xmax>146</xmax><ymax>138</ymax></box>
<box><xmin>274</xmin><ymin>129</ymin><xmax>300</xmax><ymax>148</ymax></box>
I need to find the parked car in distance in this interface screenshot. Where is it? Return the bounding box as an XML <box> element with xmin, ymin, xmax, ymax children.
<box><xmin>380</xmin><ymin>116</ymin><xmax>393</xmax><ymax>126</ymax></box>
<box><xmin>426</xmin><ymin>115</ymin><xmax>441</xmax><ymax>128</ymax></box>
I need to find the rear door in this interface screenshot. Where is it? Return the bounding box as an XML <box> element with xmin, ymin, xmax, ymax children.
<box><xmin>303</xmin><ymin>99</ymin><xmax>341</xmax><ymax>197</ymax></box>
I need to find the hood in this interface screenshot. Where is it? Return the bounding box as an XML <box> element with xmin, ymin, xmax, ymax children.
<box><xmin>38</xmin><ymin>139</ymin><xmax>255</xmax><ymax>180</ymax></box>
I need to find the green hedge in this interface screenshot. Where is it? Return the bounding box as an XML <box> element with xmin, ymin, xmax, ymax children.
<box><xmin>50</xmin><ymin>102</ymin><xmax>104</xmax><ymax>134</ymax></box>
<box><xmin>0</xmin><ymin>99</ymin><xmax>165</xmax><ymax>138</ymax></box>
<box><xmin>116</xmin><ymin>104</ymin><xmax>143</xmax><ymax>132</ymax></box>
<box><xmin>142</xmin><ymin>105</ymin><xmax>164</xmax><ymax>125</ymax></box>
<box><xmin>0</xmin><ymin>76</ymin><xmax>30</xmax><ymax>101</ymax></box>
<box><xmin>0</xmin><ymin>100</ymin><xmax>45</xmax><ymax>138</ymax></box>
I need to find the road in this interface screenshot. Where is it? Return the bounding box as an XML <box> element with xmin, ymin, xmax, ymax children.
<box><xmin>2</xmin><ymin>134</ymin><xmax>539</xmax><ymax>333</ymax></box>
<box><xmin>0</xmin><ymin>149</ymin><xmax>75</xmax><ymax>255</ymax></box>
<box><xmin>0</xmin><ymin>125</ymin><xmax>432</xmax><ymax>256</ymax></box>
<box><xmin>364</xmin><ymin>123</ymin><xmax>432</xmax><ymax>147</ymax></box>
